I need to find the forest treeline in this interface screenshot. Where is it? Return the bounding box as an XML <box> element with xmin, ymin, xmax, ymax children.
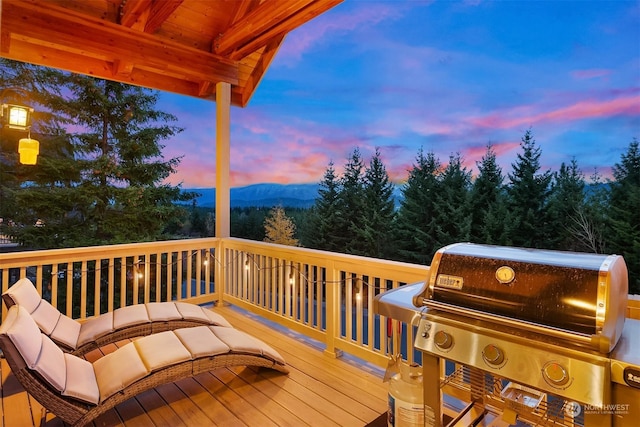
<box><xmin>188</xmin><ymin>132</ymin><xmax>639</xmax><ymax>294</ymax></box>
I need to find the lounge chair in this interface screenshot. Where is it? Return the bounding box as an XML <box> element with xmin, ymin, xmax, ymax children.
<box><xmin>0</xmin><ymin>304</ymin><xmax>288</xmax><ymax>427</ymax></box>
<box><xmin>2</xmin><ymin>278</ymin><xmax>232</xmax><ymax>356</ymax></box>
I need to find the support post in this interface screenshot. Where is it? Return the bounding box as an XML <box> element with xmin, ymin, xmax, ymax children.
<box><xmin>215</xmin><ymin>82</ymin><xmax>231</xmax><ymax>305</ymax></box>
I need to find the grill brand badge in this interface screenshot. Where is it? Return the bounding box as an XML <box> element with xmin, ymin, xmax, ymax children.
<box><xmin>624</xmin><ymin>367</ymin><xmax>640</xmax><ymax>389</ymax></box>
<box><xmin>436</xmin><ymin>274</ymin><xmax>463</xmax><ymax>290</ymax></box>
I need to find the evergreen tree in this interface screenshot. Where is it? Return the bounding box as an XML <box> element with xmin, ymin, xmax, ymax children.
<box><xmin>469</xmin><ymin>144</ymin><xmax>509</xmax><ymax>244</ymax></box>
<box><xmin>303</xmin><ymin>161</ymin><xmax>341</xmax><ymax>251</ymax></box>
<box><xmin>334</xmin><ymin>148</ymin><xmax>366</xmax><ymax>254</ymax></box>
<box><xmin>356</xmin><ymin>148</ymin><xmax>396</xmax><ymax>258</ymax></box>
<box><xmin>264</xmin><ymin>206</ymin><xmax>299</xmax><ymax>246</ymax></box>
<box><xmin>433</xmin><ymin>153</ymin><xmax>472</xmax><ymax>248</ymax></box>
<box><xmin>607</xmin><ymin>139</ymin><xmax>640</xmax><ymax>294</ymax></box>
<box><xmin>481</xmin><ymin>201</ymin><xmax>513</xmax><ymax>246</ymax></box>
<box><xmin>188</xmin><ymin>200</ymin><xmax>207</xmax><ymax>237</ymax></box>
<box><xmin>506</xmin><ymin>129</ymin><xmax>553</xmax><ymax>248</ymax></box>
<box><xmin>3</xmin><ymin>62</ymin><xmax>194</xmax><ymax>248</ymax></box>
<box><xmin>394</xmin><ymin>148</ymin><xmax>442</xmax><ymax>263</ymax></box>
<box><xmin>231</xmin><ymin>207</ymin><xmax>267</xmax><ymax>241</ymax></box>
<box><xmin>547</xmin><ymin>158</ymin><xmax>586</xmax><ymax>251</ymax></box>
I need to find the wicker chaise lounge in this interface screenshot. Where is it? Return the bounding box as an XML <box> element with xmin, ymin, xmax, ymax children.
<box><xmin>2</xmin><ymin>278</ymin><xmax>232</xmax><ymax>356</ymax></box>
<box><xmin>0</xmin><ymin>304</ymin><xmax>288</xmax><ymax>427</ymax></box>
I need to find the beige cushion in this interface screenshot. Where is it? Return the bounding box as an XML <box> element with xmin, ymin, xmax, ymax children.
<box><xmin>175</xmin><ymin>302</ymin><xmax>232</xmax><ymax>327</ymax></box>
<box><xmin>94</xmin><ymin>342</ymin><xmax>149</xmax><ymax>402</ymax></box>
<box><xmin>77</xmin><ymin>312</ymin><xmax>114</xmax><ymax>347</ymax></box>
<box><xmin>4</xmin><ymin>278</ymin><xmax>41</xmax><ymax>312</ymax></box>
<box><xmin>32</xmin><ymin>335</ymin><xmax>66</xmax><ymax>392</ymax></box>
<box><xmin>174</xmin><ymin>302</ymin><xmax>210</xmax><ymax>322</ymax></box>
<box><xmin>146</xmin><ymin>302</ymin><xmax>181</xmax><ymax>322</ymax></box>
<box><xmin>203</xmin><ymin>308</ymin><xmax>232</xmax><ymax>327</ymax></box>
<box><xmin>50</xmin><ymin>314</ymin><xmax>81</xmax><ymax>349</ymax></box>
<box><xmin>174</xmin><ymin>326</ymin><xmax>230</xmax><ymax>358</ymax></box>
<box><xmin>134</xmin><ymin>331</ymin><xmax>192</xmax><ymax>372</ymax></box>
<box><xmin>211</xmin><ymin>326</ymin><xmax>286</xmax><ymax>365</ymax></box>
<box><xmin>0</xmin><ymin>305</ymin><xmax>43</xmax><ymax>367</ymax></box>
<box><xmin>63</xmin><ymin>354</ymin><xmax>99</xmax><ymax>404</ymax></box>
<box><xmin>30</xmin><ymin>299</ymin><xmax>61</xmax><ymax>335</ymax></box>
<box><xmin>113</xmin><ymin>305</ymin><xmax>150</xmax><ymax>329</ymax></box>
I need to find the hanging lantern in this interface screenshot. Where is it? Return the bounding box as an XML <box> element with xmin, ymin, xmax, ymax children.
<box><xmin>2</xmin><ymin>103</ymin><xmax>33</xmax><ymax>130</ymax></box>
<box><xmin>18</xmin><ymin>137</ymin><xmax>39</xmax><ymax>165</ymax></box>
<box><xmin>2</xmin><ymin>88</ymin><xmax>39</xmax><ymax>165</ymax></box>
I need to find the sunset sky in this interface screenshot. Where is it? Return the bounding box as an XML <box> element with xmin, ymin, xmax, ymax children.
<box><xmin>160</xmin><ymin>0</ymin><xmax>640</xmax><ymax>189</ymax></box>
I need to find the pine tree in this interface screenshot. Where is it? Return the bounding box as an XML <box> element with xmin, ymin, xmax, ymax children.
<box><xmin>356</xmin><ymin>148</ymin><xmax>396</xmax><ymax>258</ymax></box>
<box><xmin>506</xmin><ymin>129</ymin><xmax>553</xmax><ymax>248</ymax></box>
<box><xmin>469</xmin><ymin>144</ymin><xmax>508</xmax><ymax>243</ymax></box>
<box><xmin>334</xmin><ymin>148</ymin><xmax>366</xmax><ymax>254</ymax></box>
<box><xmin>546</xmin><ymin>158</ymin><xmax>586</xmax><ymax>251</ymax></box>
<box><xmin>2</xmin><ymin>61</ymin><xmax>193</xmax><ymax>248</ymax></box>
<box><xmin>607</xmin><ymin>139</ymin><xmax>640</xmax><ymax>294</ymax></box>
<box><xmin>303</xmin><ymin>161</ymin><xmax>342</xmax><ymax>251</ymax></box>
<box><xmin>394</xmin><ymin>148</ymin><xmax>442</xmax><ymax>263</ymax></box>
<box><xmin>264</xmin><ymin>206</ymin><xmax>299</xmax><ymax>246</ymax></box>
<box><xmin>433</xmin><ymin>153</ymin><xmax>472</xmax><ymax>249</ymax></box>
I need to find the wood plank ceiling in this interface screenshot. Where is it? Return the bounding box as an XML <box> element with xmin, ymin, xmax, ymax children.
<box><xmin>0</xmin><ymin>0</ymin><xmax>342</xmax><ymax>107</ymax></box>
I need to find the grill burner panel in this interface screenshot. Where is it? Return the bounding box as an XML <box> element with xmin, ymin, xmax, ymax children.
<box><xmin>414</xmin><ymin>310</ymin><xmax>611</xmax><ymax>406</ymax></box>
<box><xmin>413</xmin><ymin>243</ymin><xmax>629</xmax><ymax>353</ymax></box>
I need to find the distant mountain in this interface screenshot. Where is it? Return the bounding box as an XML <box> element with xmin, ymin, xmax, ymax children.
<box><xmin>184</xmin><ymin>183</ymin><xmax>321</xmax><ymax>208</ymax></box>
<box><xmin>183</xmin><ymin>182</ymin><xmax>405</xmax><ymax>209</ymax></box>
<box><xmin>183</xmin><ymin>181</ymin><xmax>610</xmax><ymax>210</ymax></box>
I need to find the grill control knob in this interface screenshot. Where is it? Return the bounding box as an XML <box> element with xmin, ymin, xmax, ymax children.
<box><xmin>482</xmin><ymin>344</ymin><xmax>505</xmax><ymax>365</ymax></box>
<box><xmin>543</xmin><ymin>362</ymin><xmax>570</xmax><ymax>387</ymax></box>
<box><xmin>434</xmin><ymin>331</ymin><xmax>453</xmax><ymax>350</ymax></box>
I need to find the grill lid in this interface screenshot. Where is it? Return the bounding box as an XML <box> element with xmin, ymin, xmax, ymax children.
<box><xmin>413</xmin><ymin>243</ymin><xmax>629</xmax><ymax>353</ymax></box>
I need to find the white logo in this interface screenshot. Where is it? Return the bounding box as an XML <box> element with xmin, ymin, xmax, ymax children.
<box><xmin>565</xmin><ymin>401</ymin><xmax>582</xmax><ymax>417</ymax></box>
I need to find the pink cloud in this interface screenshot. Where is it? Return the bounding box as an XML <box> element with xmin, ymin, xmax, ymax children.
<box><xmin>469</xmin><ymin>95</ymin><xmax>640</xmax><ymax>129</ymax></box>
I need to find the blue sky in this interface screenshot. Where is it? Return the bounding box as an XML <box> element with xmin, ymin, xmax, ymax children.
<box><xmin>160</xmin><ymin>0</ymin><xmax>640</xmax><ymax>189</ymax></box>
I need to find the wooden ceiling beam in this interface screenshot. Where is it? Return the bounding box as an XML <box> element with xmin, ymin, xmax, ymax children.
<box><xmin>2</xmin><ymin>0</ymin><xmax>238</xmax><ymax>86</ymax></box>
<box><xmin>120</xmin><ymin>0</ymin><xmax>183</xmax><ymax>33</ymax></box>
<box><xmin>119</xmin><ymin>0</ymin><xmax>153</xmax><ymax>29</ymax></box>
<box><xmin>144</xmin><ymin>0</ymin><xmax>183</xmax><ymax>33</ymax></box>
<box><xmin>4</xmin><ymin>38</ymin><xmax>206</xmax><ymax>99</ymax></box>
<box><xmin>215</xmin><ymin>0</ymin><xmax>342</xmax><ymax>60</ymax></box>
<box><xmin>239</xmin><ymin>35</ymin><xmax>285</xmax><ymax>107</ymax></box>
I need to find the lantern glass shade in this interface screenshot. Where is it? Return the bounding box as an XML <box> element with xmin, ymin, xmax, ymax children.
<box><xmin>2</xmin><ymin>103</ymin><xmax>32</xmax><ymax>130</ymax></box>
<box><xmin>18</xmin><ymin>137</ymin><xmax>39</xmax><ymax>165</ymax></box>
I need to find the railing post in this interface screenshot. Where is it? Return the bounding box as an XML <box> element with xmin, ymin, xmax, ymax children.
<box><xmin>214</xmin><ymin>238</ymin><xmax>225</xmax><ymax>306</ymax></box>
<box><xmin>324</xmin><ymin>260</ymin><xmax>342</xmax><ymax>358</ymax></box>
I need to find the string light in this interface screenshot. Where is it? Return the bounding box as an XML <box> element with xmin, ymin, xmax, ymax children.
<box><xmin>40</xmin><ymin>248</ymin><xmax>395</xmax><ymax>298</ymax></box>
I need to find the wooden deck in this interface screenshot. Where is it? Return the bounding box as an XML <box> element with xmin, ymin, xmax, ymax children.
<box><xmin>0</xmin><ymin>305</ymin><xmax>388</xmax><ymax>427</ymax></box>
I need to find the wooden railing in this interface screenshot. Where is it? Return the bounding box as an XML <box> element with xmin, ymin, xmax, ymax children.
<box><xmin>628</xmin><ymin>295</ymin><xmax>640</xmax><ymax>319</ymax></box>
<box><xmin>218</xmin><ymin>238</ymin><xmax>429</xmax><ymax>366</ymax></box>
<box><xmin>0</xmin><ymin>239</ymin><xmax>218</xmax><ymax>320</ymax></box>
<box><xmin>0</xmin><ymin>238</ymin><xmax>428</xmax><ymax>368</ymax></box>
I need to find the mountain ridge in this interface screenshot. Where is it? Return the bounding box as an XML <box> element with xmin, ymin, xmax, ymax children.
<box><xmin>184</xmin><ymin>183</ymin><xmax>321</xmax><ymax>208</ymax></box>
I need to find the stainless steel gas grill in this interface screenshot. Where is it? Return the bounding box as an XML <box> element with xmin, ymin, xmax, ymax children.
<box><xmin>374</xmin><ymin>243</ymin><xmax>640</xmax><ymax>427</ymax></box>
